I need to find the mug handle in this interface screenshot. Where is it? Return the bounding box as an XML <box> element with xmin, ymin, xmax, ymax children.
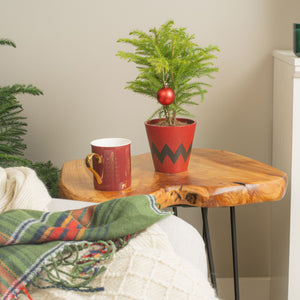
<box><xmin>85</xmin><ymin>153</ymin><xmax>103</xmax><ymax>184</ymax></box>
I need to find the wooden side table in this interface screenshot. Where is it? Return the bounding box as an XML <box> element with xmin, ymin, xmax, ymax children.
<box><xmin>59</xmin><ymin>148</ymin><xmax>287</xmax><ymax>300</ymax></box>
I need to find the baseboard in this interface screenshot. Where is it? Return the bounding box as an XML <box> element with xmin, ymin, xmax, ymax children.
<box><xmin>216</xmin><ymin>277</ymin><xmax>270</xmax><ymax>300</ymax></box>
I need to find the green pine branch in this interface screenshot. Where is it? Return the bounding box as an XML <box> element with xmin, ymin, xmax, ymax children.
<box><xmin>0</xmin><ymin>84</ymin><xmax>43</xmax><ymax>157</ymax></box>
<box><xmin>0</xmin><ymin>39</ymin><xmax>16</xmax><ymax>48</ymax></box>
<box><xmin>0</xmin><ymin>84</ymin><xmax>43</xmax><ymax>98</ymax></box>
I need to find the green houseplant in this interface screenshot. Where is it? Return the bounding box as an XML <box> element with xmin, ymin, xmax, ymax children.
<box><xmin>0</xmin><ymin>39</ymin><xmax>60</xmax><ymax>197</ymax></box>
<box><xmin>117</xmin><ymin>20</ymin><xmax>219</xmax><ymax>172</ymax></box>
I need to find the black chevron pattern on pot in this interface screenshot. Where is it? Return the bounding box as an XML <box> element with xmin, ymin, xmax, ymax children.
<box><xmin>151</xmin><ymin>142</ymin><xmax>193</xmax><ymax>164</ymax></box>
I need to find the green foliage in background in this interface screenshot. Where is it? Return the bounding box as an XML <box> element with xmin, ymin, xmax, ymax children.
<box><xmin>117</xmin><ymin>20</ymin><xmax>219</xmax><ymax>125</ymax></box>
<box><xmin>0</xmin><ymin>39</ymin><xmax>60</xmax><ymax>197</ymax></box>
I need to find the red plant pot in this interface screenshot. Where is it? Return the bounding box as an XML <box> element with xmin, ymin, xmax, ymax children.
<box><xmin>145</xmin><ymin>118</ymin><xmax>196</xmax><ymax>173</ymax></box>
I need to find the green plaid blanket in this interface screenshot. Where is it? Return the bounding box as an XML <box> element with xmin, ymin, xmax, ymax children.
<box><xmin>0</xmin><ymin>195</ymin><xmax>170</xmax><ymax>299</ymax></box>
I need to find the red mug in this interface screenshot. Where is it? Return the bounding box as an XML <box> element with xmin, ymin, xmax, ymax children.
<box><xmin>85</xmin><ymin>138</ymin><xmax>131</xmax><ymax>191</ymax></box>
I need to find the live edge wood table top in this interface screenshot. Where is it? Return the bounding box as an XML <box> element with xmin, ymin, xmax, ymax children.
<box><xmin>58</xmin><ymin>148</ymin><xmax>287</xmax><ymax>209</ymax></box>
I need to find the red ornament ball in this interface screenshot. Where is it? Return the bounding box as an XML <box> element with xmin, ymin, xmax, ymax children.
<box><xmin>157</xmin><ymin>87</ymin><xmax>175</xmax><ymax>105</ymax></box>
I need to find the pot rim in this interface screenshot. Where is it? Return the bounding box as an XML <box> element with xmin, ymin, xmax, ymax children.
<box><xmin>145</xmin><ymin>118</ymin><xmax>196</xmax><ymax>128</ymax></box>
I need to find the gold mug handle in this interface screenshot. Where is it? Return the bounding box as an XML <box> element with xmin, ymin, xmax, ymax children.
<box><xmin>85</xmin><ymin>153</ymin><xmax>103</xmax><ymax>184</ymax></box>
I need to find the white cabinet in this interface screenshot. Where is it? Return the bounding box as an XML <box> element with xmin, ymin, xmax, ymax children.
<box><xmin>272</xmin><ymin>50</ymin><xmax>300</xmax><ymax>300</ymax></box>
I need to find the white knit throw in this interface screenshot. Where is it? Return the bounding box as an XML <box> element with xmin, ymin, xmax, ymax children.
<box><xmin>0</xmin><ymin>167</ymin><xmax>52</xmax><ymax>212</ymax></box>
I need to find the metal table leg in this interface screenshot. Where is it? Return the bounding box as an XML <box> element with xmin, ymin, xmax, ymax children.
<box><xmin>201</xmin><ymin>207</ymin><xmax>217</xmax><ymax>292</ymax></box>
<box><xmin>230</xmin><ymin>207</ymin><xmax>240</xmax><ymax>300</ymax></box>
<box><xmin>173</xmin><ymin>206</ymin><xmax>239</xmax><ymax>299</ymax></box>
<box><xmin>172</xmin><ymin>206</ymin><xmax>178</xmax><ymax>216</ymax></box>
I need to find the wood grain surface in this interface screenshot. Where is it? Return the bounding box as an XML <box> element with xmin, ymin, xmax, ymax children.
<box><xmin>59</xmin><ymin>149</ymin><xmax>287</xmax><ymax>208</ymax></box>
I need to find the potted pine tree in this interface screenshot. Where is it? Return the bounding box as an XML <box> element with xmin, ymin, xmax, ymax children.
<box><xmin>117</xmin><ymin>20</ymin><xmax>219</xmax><ymax>173</ymax></box>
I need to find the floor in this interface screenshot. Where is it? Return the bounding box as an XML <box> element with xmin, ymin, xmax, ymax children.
<box><xmin>217</xmin><ymin>277</ymin><xmax>270</xmax><ymax>300</ymax></box>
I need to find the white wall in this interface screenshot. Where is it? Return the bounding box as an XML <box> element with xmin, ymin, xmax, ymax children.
<box><xmin>0</xmin><ymin>0</ymin><xmax>281</xmax><ymax>279</ymax></box>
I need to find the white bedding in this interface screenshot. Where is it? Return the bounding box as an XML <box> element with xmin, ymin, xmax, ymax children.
<box><xmin>0</xmin><ymin>167</ymin><xmax>207</xmax><ymax>274</ymax></box>
<box><xmin>19</xmin><ymin>199</ymin><xmax>217</xmax><ymax>300</ymax></box>
<box><xmin>0</xmin><ymin>167</ymin><xmax>217</xmax><ymax>299</ymax></box>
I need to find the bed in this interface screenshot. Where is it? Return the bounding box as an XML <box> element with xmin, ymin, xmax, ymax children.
<box><xmin>0</xmin><ymin>167</ymin><xmax>218</xmax><ymax>300</ymax></box>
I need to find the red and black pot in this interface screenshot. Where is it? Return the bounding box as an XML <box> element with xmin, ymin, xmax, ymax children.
<box><xmin>145</xmin><ymin>118</ymin><xmax>196</xmax><ymax>173</ymax></box>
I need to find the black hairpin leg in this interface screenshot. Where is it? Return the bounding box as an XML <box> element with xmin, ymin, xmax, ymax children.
<box><xmin>201</xmin><ymin>207</ymin><xmax>217</xmax><ymax>292</ymax></box>
<box><xmin>230</xmin><ymin>207</ymin><xmax>240</xmax><ymax>300</ymax></box>
<box><xmin>172</xmin><ymin>206</ymin><xmax>178</xmax><ymax>216</ymax></box>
